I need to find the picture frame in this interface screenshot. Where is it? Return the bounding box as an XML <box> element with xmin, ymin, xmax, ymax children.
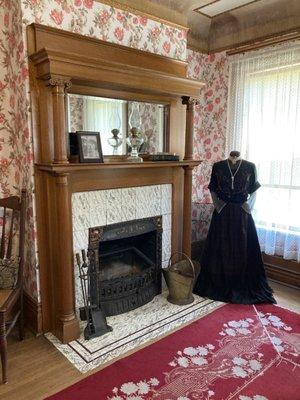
<box><xmin>76</xmin><ymin>131</ymin><xmax>103</xmax><ymax>163</ymax></box>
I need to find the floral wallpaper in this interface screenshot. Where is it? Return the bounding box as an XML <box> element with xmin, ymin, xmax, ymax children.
<box><xmin>0</xmin><ymin>0</ymin><xmax>39</xmax><ymax>299</ymax></box>
<box><xmin>0</xmin><ymin>0</ymin><xmax>188</xmax><ymax>302</ymax></box>
<box><xmin>21</xmin><ymin>0</ymin><xmax>187</xmax><ymax>61</ymax></box>
<box><xmin>187</xmin><ymin>49</ymin><xmax>229</xmax><ymax>242</ymax></box>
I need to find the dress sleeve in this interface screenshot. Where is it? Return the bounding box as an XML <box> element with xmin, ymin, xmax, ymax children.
<box><xmin>249</xmin><ymin>163</ymin><xmax>261</xmax><ymax>194</ymax></box>
<box><xmin>211</xmin><ymin>191</ymin><xmax>226</xmax><ymax>213</ymax></box>
<box><xmin>242</xmin><ymin>191</ymin><xmax>257</xmax><ymax>214</ymax></box>
<box><xmin>208</xmin><ymin>164</ymin><xmax>218</xmax><ymax>192</ymax></box>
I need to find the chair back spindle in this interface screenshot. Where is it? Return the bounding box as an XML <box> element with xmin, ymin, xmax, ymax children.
<box><xmin>0</xmin><ymin>207</ymin><xmax>6</xmax><ymax>259</ymax></box>
<box><xmin>6</xmin><ymin>210</ymin><xmax>15</xmax><ymax>259</ymax></box>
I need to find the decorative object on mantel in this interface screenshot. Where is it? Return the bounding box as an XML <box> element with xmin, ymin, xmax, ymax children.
<box><xmin>126</xmin><ymin>127</ymin><xmax>144</xmax><ymax>163</ymax></box>
<box><xmin>148</xmin><ymin>153</ymin><xmax>180</xmax><ymax>162</ymax></box>
<box><xmin>163</xmin><ymin>252</ymin><xmax>195</xmax><ymax>305</ymax></box>
<box><xmin>76</xmin><ymin>250</ymin><xmax>112</xmax><ymax>340</ymax></box>
<box><xmin>69</xmin><ymin>132</ymin><xmax>79</xmax><ymax>163</ymax></box>
<box><xmin>107</xmin><ymin>128</ymin><xmax>123</xmax><ymax>155</ymax></box>
<box><xmin>77</xmin><ymin>131</ymin><xmax>104</xmax><ymax>163</ymax></box>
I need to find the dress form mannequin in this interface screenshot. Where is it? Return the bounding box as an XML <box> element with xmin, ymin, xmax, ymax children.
<box><xmin>228</xmin><ymin>150</ymin><xmax>241</xmax><ymax>164</ymax></box>
<box><xmin>194</xmin><ymin>150</ymin><xmax>275</xmax><ymax>304</ymax></box>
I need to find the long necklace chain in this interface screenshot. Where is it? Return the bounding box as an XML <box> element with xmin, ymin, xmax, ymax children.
<box><xmin>227</xmin><ymin>159</ymin><xmax>242</xmax><ymax>189</ymax></box>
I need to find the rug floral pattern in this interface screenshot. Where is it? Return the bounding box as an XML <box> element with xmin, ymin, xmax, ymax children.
<box><xmin>105</xmin><ymin>305</ymin><xmax>300</xmax><ymax>400</ymax></box>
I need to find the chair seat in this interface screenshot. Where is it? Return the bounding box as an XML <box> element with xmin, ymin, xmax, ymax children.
<box><xmin>0</xmin><ymin>289</ymin><xmax>13</xmax><ymax>308</ymax></box>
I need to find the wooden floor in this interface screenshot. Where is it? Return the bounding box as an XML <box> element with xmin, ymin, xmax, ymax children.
<box><xmin>0</xmin><ymin>281</ymin><xmax>299</xmax><ymax>400</ymax></box>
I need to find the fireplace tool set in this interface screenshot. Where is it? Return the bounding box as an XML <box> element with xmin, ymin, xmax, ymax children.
<box><xmin>76</xmin><ymin>249</ymin><xmax>112</xmax><ymax>340</ymax></box>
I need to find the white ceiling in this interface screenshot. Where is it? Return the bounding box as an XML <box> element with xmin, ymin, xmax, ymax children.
<box><xmin>195</xmin><ymin>0</ymin><xmax>260</xmax><ymax>18</ymax></box>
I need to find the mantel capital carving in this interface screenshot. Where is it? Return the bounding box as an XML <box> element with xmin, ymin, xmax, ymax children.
<box><xmin>182</xmin><ymin>96</ymin><xmax>200</xmax><ymax>109</ymax></box>
<box><xmin>55</xmin><ymin>172</ymin><xmax>69</xmax><ymax>186</ymax></box>
<box><xmin>183</xmin><ymin>165</ymin><xmax>195</xmax><ymax>172</ymax></box>
<box><xmin>47</xmin><ymin>76</ymin><xmax>72</xmax><ymax>91</ymax></box>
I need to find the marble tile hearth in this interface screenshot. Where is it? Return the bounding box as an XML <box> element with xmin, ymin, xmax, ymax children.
<box><xmin>46</xmin><ymin>292</ymin><xmax>222</xmax><ymax>372</ymax></box>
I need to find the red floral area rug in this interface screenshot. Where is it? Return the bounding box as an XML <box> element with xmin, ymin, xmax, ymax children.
<box><xmin>46</xmin><ymin>304</ymin><xmax>300</xmax><ymax>400</ymax></box>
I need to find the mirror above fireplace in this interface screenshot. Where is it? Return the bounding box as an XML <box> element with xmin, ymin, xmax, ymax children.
<box><xmin>67</xmin><ymin>94</ymin><xmax>168</xmax><ymax>156</ymax></box>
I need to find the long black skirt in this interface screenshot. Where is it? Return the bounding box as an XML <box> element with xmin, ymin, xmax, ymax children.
<box><xmin>193</xmin><ymin>203</ymin><xmax>276</xmax><ymax>304</ymax></box>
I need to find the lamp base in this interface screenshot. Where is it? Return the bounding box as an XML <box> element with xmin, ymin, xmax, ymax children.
<box><xmin>127</xmin><ymin>155</ymin><xmax>143</xmax><ymax>163</ymax></box>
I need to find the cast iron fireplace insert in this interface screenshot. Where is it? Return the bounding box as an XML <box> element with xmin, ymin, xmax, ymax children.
<box><xmin>88</xmin><ymin>216</ymin><xmax>163</xmax><ymax>316</ymax></box>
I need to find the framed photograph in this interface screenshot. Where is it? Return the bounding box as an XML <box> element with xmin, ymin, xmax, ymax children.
<box><xmin>77</xmin><ymin>131</ymin><xmax>103</xmax><ymax>163</ymax></box>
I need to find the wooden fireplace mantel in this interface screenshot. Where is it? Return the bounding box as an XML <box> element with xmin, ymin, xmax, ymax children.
<box><xmin>36</xmin><ymin>160</ymin><xmax>201</xmax><ymax>172</ymax></box>
<box><xmin>28</xmin><ymin>23</ymin><xmax>205</xmax><ymax>343</ymax></box>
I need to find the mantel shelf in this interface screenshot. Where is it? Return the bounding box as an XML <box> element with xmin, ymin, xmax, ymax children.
<box><xmin>36</xmin><ymin>160</ymin><xmax>202</xmax><ymax>173</ymax></box>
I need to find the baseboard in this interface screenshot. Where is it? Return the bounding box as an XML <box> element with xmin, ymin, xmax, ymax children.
<box><xmin>263</xmin><ymin>253</ymin><xmax>300</xmax><ymax>289</ymax></box>
<box><xmin>24</xmin><ymin>292</ymin><xmax>43</xmax><ymax>335</ymax></box>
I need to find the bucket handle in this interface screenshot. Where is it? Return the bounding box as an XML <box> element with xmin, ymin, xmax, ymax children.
<box><xmin>168</xmin><ymin>251</ymin><xmax>195</xmax><ymax>279</ymax></box>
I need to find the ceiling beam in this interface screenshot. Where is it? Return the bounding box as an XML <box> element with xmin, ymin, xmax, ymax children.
<box><xmin>96</xmin><ymin>0</ymin><xmax>188</xmax><ymax>30</ymax></box>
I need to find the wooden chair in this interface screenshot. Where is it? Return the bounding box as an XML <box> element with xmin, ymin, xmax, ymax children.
<box><xmin>0</xmin><ymin>190</ymin><xmax>26</xmax><ymax>384</ymax></box>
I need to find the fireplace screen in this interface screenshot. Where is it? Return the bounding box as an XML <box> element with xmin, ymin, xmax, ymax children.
<box><xmin>88</xmin><ymin>216</ymin><xmax>163</xmax><ymax>316</ymax></box>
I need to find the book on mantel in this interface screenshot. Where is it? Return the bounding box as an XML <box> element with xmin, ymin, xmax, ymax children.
<box><xmin>147</xmin><ymin>153</ymin><xmax>180</xmax><ymax>161</ymax></box>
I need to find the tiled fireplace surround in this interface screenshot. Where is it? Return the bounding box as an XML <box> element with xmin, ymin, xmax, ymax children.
<box><xmin>72</xmin><ymin>184</ymin><xmax>172</xmax><ymax>308</ymax></box>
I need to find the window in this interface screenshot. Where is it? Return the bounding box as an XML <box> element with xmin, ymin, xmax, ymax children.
<box><xmin>227</xmin><ymin>42</ymin><xmax>300</xmax><ymax>261</ymax></box>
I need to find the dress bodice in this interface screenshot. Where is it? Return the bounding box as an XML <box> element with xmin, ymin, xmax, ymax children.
<box><xmin>208</xmin><ymin>159</ymin><xmax>260</xmax><ymax>203</ymax></box>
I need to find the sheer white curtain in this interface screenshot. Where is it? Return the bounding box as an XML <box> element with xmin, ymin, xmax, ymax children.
<box><xmin>227</xmin><ymin>42</ymin><xmax>300</xmax><ymax>261</ymax></box>
<box><xmin>83</xmin><ymin>97</ymin><xmax>126</xmax><ymax>155</ymax></box>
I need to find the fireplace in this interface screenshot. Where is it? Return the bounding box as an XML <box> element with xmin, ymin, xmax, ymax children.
<box><xmin>87</xmin><ymin>216</ymin><xmax>163</xmax><ymax>316</ymax></box>
<box><xmin>28</xmin><ymin>23</ymin><xmax>202</xmax><ymax>342</ymax></box>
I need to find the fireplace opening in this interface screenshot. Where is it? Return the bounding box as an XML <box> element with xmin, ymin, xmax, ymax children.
<box><xmin>88</xmin><ymin>216</ymin><xmax>163</xmax><ymax>316</ymax></box>
<box><xmin>100</xmin><ymin>247</ymin><xmax>154</xmax><ymax>280</ymax></box>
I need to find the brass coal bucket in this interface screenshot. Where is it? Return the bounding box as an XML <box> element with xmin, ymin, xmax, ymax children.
<box><xmin>163</xmin><ymin>252</ymin><xmax>195</xmax><ymax>305</ymax></box>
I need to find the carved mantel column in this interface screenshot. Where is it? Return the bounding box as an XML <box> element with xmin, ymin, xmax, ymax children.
<box><xmin>181</xmin><ymin>97</ymin><xmax>199</xmax><ymax>256</ymax></box>
<box><xmin>48</xmin><ymin>77</ymin><xmax>71</xmax><ymax>164</ymax></box>
<box><xmin>182</xmin><ymin>165</ymin><xmax>194</xmax><ymax>257</ymax></box>
<box><xmin>55</xmin><ymin>173</ymin><xmax>80</xmax><ymax>343</ymax></box>
<box><xmin>182</xmin><ymin>96</ymin><xmax>199</xmax><ymax>161</ymax></box>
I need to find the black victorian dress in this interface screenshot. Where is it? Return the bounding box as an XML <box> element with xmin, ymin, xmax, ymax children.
<box><xmin>194</xmin><ymin>159</ymin><xmax>276</xmax><ymax>304</ymax></box>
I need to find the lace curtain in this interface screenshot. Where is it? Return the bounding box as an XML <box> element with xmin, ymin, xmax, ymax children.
<box><xmin>83</xmin><ymin>97</ymin><xmax>126</xmax><ymax>155</ymax></box>
<box><xmin>227</xmin><ymin>42</ymin><xmax>300</xmax><ymax>262</ymax></box>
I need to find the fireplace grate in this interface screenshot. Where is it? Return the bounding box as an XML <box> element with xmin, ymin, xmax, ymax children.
<box><xmin>99</xmin><ymin>247</ymin><xmax>154</xmax><ymax>280</ymax></box>
<box><xmin>88</xmin><ymin>216</ymin><xmax>162</xmax><ymax>316</ymax></box>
